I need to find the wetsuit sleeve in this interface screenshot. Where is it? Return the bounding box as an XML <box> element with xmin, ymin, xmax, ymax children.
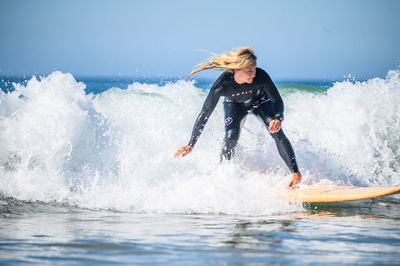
<box><xmin>261</xmin><ymin>70</ymin><xmax>284</xmax><ymax>121</ymax></box>
<box><xmin>188</xmin><ymin>82</ymin><xmax>224</xmax><ymax>147</ymax></box>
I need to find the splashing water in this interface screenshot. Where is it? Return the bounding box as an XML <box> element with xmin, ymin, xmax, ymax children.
<box><xmin>0</xmin><ymin>70</ymin><xmax>399</xmax><ymax>214</ymax></box>
<box><xmin>285</xmin><ymin>70</ymin><xmax>400</xmax><ymax>186</ymax></box>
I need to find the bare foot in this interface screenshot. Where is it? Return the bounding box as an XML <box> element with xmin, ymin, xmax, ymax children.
<box><xmin>289</xmin><ymin>172</ymin><xmax>302</xmax><ymax>189</ymax></box>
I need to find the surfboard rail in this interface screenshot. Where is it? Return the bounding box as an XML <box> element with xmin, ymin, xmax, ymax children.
<box><xmin>281</xmin><ymin>186</ymin><xmax>400</xmax><ymax>203</ymax></box>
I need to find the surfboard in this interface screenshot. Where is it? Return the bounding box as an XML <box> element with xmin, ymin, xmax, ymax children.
<box><xmin>281</xmin><ymin>186</ymin><xmax>400</xmax><ymax>203</ymax></box>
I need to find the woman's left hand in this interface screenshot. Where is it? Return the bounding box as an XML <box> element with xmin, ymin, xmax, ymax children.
<box><xmin>269</xmin><ymin>119</ymin><xmax>281</xmax><ymax>133</ymax></box>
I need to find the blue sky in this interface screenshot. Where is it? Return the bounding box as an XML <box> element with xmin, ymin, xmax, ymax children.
<box><xmin>0</xmin><ymin>0</ymin><xmax>399</xmax><ymax>81</ymax></box>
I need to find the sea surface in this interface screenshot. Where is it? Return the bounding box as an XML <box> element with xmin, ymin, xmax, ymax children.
<box><xmin>0</xmin><ymin>71</ymin><xmax>400</xmax><ymax>265</ymax></box>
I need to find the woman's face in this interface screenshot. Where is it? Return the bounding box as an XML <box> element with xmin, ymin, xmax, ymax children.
<box><xmin>234</xmin><ymin>63</ymin><xmax>257</xmax><ymax>84</ymax></box>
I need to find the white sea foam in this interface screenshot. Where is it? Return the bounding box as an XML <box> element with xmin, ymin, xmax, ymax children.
<box><xmin>285</xmin><ymin>70</ymin><xmax>400</xmax><ymax>187</ymax></box>
<box><xmin>0</xmin><ymin>70</ymin><xmax>399</xmax><ymax>214</ymax></box>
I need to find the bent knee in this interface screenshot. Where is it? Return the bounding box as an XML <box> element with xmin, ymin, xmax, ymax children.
<box><xmin>225</xmin><ymin>128</ymin><xmax>240</xmax><ymax>141</ymax></box>
<box><xmin>270</xmin><ymin>129</ymin><xmax>286</xmax><ymax>141</ymax></box>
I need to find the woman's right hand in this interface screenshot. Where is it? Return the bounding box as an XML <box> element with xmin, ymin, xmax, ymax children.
<box><xmin>174</xmin><ymin>145</ymin><xmax>193</xmax><ymax>158</ymax></box>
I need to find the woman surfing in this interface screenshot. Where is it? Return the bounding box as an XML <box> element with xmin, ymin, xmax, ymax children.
<box><xmin>174</xmin><ymin>47</ymin><xmax>301</xmax><ymax>188</ymax></box>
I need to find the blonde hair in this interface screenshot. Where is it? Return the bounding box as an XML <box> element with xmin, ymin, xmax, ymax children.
<box><xmin>184</xmin><ymin>47</ymin><xmax>257</xmax><ymax>80</ymax></box>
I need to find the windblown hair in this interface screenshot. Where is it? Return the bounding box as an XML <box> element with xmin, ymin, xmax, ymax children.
<box><xmin>184</xmin><ymin>47</ymin><xmax>257</xmax><ymax>80</ymax></box>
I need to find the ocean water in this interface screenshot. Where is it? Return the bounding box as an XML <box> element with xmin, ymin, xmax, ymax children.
<box><xmin>0</xmin><ymin>71</ymin><xmax>400</xmax><ymax>264</ymax></box>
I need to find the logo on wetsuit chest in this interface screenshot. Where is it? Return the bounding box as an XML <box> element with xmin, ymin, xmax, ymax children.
<box><xmin>232</xmin><ymin>90</ymin><xmax>253</xmax><ymax>97</ymax></box>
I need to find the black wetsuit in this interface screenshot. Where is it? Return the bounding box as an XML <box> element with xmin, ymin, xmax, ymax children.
<box><xmin>188</xmin><ymin>67</ymin><xmax>299</xmax><ymax>173</ymax></box>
